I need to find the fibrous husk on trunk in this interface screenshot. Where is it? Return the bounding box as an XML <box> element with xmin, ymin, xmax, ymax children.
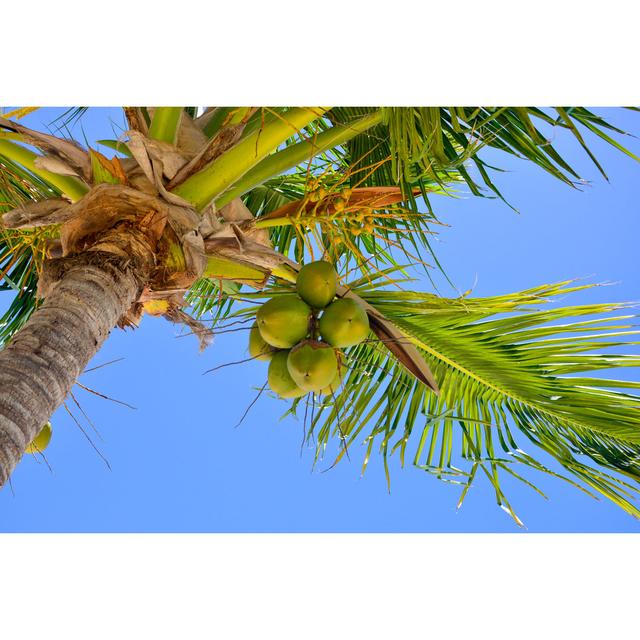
<box><xmin>123</xmin><ymin>130</ymin><xmax>210</xmax><ymax>275</ymax></box>
<box><xmin>0</xmin><ymin>109</ymin><xmax>296</xmax><ymax>369</ymax></box>
<box><xmin>16</xmin><ymin>184</ymin><xmax>199</xmax><ymax>304</ymax></box>
<box><xmin>123</xmin><ymin>107</ymin><xmax>149</xmax><ymax>135</ymax></box>
<box><xmin>1</xmin><ymin>198</ymin><xmax>72</xmax><ymax>229</ymax></box>
<box><xmin>215</xmin><ymin>198</ymin><xmax>271</xmax><ymax>247</ymax></box>
<box><xmin>33</xmin><ymin>155</ymin><xmax>82</xmax><ymax>178</ymax></box>
<box><xmin>175</xmin><ymin>112</ymin><xmax>209</xmax><ymax>157</ymax></box>
<box><xmin>59</xmin><ymin>184</ymin><xmax>168</xmax><ymax>256</ymax></box>
<box><xmin>204</xmin><ymin>223</ymin><xmax>293</xmax><ymax>276</ymax></box>
<box><xmin>2</xmin><ymin>112</ymin><xmax>282</xmax><ymax>347</ymax></box>
<box><xmin>126</xmin><ymin>130</ymin><xmax>190</xmax><ymax>188</ymax></box>
<box><xmin>166</xmin><ymin>123</ymin><xmax>246</xmax><ymax>190</ymax></box>
<box><xmin>26</xmin><ymin>183</ymin><xmax>211</xmax><ymax>341</ymax></box>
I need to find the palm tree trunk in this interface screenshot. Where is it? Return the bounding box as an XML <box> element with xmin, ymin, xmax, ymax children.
<box><xmin>0</xmin><ymin>252</ymin><xmax>144</xmax><ymax>486</ymax></box>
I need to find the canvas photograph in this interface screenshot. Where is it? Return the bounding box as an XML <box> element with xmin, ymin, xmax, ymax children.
<box><xmin>0</xmin><ymin>106</ymin><xmax>638</xmax><ymax>533</ymax></box>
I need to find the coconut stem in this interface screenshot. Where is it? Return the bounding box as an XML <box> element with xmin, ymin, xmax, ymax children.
<box><xmin>309</xmin><ymin>311</ymin><xmax>320</xmax><ymax>341</ymax></box>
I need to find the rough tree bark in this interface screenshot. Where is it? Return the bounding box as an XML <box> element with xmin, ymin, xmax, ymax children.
<box><xmin>0</xmin><ymin>252</ymin><xmax>144</xmax><ymax>486</ymax></box>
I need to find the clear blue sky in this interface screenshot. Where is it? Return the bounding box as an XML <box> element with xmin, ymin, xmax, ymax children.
<box><xmin>1</xmin><ymin>107</ymin><xmax>639</xmax><ymax>532</ymax></box>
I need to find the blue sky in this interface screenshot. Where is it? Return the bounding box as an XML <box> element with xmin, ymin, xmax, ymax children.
<box><xmin>1</xmin><ymin>107</ymin><xmax>639</xmax><ymax>532</ymax></box>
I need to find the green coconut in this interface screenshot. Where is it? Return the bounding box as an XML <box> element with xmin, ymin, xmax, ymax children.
<box><xmin>318</xmin><ymin>298</ymin><xmax>370</xmax><ymax>348</ymax></box>
<box><xmin>248</xmin><ymin>322</ymin><xmax>275</xmax><ymax>361</ymax></box>
<box><xmin>268</xmin><ymin>350</ymin><xmax>307</xmax><ymax>398</ymax></box>
<box><xmin>296</xmin><ymin>260</ymin><xmax>338</xmax><ymax>309</ymax></box>
<box><xmin>256</xmin><ymin>295</ymin><xmax>311</xmax><ymax>348</ymax></box>
<box><xmin>319</xmin><ymin>360</ymin><xmax>347</xmax><ymax>396</ymax></box>
<box><xmin>25</xmin><ymin>422</ymin><xmax>52</xmax><ymax>455</ymax></box>
<box><xmin>287</xmin><ymin>340</ymin><xmax>338</xmax><ymax>392</ymax></box>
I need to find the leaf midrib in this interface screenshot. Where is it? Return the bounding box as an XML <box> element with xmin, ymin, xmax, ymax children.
<box><xmin>402</xmin><ymin>327</ymin><xmax>640</xmax><ymax>445</ymax></box>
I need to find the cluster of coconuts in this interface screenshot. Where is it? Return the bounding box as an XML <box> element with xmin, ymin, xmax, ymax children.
<box><xmin>248</xmin><ymin>260</ymin><xmax>370</xmax><ymax>399</ymax></box>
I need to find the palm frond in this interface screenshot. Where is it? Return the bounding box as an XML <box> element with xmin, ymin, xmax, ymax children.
<box><xmin>185</xmin><ymin>277</ymin><xmax>240</xmax><ymax>325</ymax></box>
<box><xmin>328</xmin><ymin>107</ymin><xmax>640</xmax><ymax>209</ymax></box>
<box><xmin>233</xmin><ymin>107</ymin><xmax>637</xmax><ymax>287</ymax></box>
<box><xmin>286</xmin><ymin>278</ymin><xmax>640</xmax><ymax>523</ymax></box>
<box><xmin>0</xmin><ymin>157</ymin><xmax>58</xmax><ymax>346</ymax></box>
<box><xmin>49</xmin><ymin>107</ymin><xmax>90</xmax><ymax>133</ymax></box>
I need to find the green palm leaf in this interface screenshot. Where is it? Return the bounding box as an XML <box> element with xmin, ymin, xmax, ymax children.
<box><xmin>294</xmin><ymin>278</ymin><xmax>640</xmax><ymax>523</ymax></box>
<box><xmin>328</xmin><ymin>107</ymin><xmax>639</xmax><ymax>206</ymax></box>
<box><xmin>0</xmin><ymin>157</ymin><xmax>59</xmax><ymax>346</ymax></box>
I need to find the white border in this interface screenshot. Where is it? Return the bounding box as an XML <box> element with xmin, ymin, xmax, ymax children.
<box><xmin>4</xmin><ymin>1</ymin><xmax>640</xmax><ymax>104</ymax></box>
<box><xmin>3</xmin><ymin>534</ymin><xmax>638</xmax><ymax>638</ymax></box>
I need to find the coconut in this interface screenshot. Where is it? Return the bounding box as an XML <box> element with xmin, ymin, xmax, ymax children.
<box><xmin>287</xmin><ymin>340</ymin><xmax>338</xmax><ymax>392</ymax></box>
<box><xmin>25</xmin><ymin>422</ymin><xmax>52</xmax><ymax>455</ymax></box>
<box><xmin>296</xmin><ymin>260</ymin><xmax>338</xmax><ymax>309</ymax></box>
<box><xmin>248</xmin><ymin>322</ymin><xmax>274</xmax><ymax>361</ymax></box>
<box><xmin>256</xmin><ymin>295</ymin><xmax>311</xmax><ymax>348</ymax></box>
<box><xmin>318</xmin><ymin>360</ymin><xmax>347</xmax><ymax>396</ymax></box>
<box><xmin>319</xmin><ymin>298</ymin><xmax>369</xmax><ymax>348</ymax></box>
<box><xmin>268</xmin><ymin>350</ymin><xmax>307</xmax><ymax>398</ymax></box>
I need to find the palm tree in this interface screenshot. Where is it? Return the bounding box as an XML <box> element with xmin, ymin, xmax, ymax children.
<box><xmin>1</xmin><ymin>106</ymin><xmax>639</xmax><ymax>524</ymax></box>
